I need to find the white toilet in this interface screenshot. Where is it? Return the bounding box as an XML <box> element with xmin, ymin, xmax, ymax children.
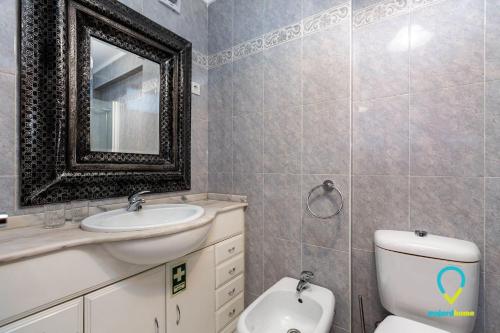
<box><xmin>374</xmin><ymin>230</ymin><xmax>481</xmax><ymax>333</ymax></box>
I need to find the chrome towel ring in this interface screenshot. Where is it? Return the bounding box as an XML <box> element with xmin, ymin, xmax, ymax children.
<box><xmin>306</xmin><ymin>180</ymin><xmax>344</xmax><ymax>219</ymax></box>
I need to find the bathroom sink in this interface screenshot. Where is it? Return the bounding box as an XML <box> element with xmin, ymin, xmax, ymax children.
<box><xmin>81</xmin><ymin>204</ymin><xmax>204</xmax><ymax>232</ymax></box>
<box><xmin>81</xmin><ymin>204</ymin><xmax>209</xmax><ymax>265</ymax></box>
<box><xmin>238</xmin><ymin>277</ymin><xmax>335</xmax><ymax>333</ymax></box>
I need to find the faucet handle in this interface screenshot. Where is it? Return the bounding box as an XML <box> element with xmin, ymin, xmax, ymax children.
<box><xmin>128</xmin><ymin>190</ymin><xmax>150</xmax><ymax>202</ymax></box>
<box><xmin>300</xmin><ymin>271</ymin><xmax>314</xmax><ymax>282</ymax></box>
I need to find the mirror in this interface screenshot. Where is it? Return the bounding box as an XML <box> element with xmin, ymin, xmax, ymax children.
<box><xmin>90</xmin><ymin>37</ymin><xmax>160</xmax><ymax>155</ymax></box>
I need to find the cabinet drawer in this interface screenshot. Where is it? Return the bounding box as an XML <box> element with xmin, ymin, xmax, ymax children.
<box><xmin>216</xmin><ymin>274</ymin><xmax>244</xmax><ymax>309</ymax></box>
<box><xmin>216</xmin><ymin>254</ymin><xmax>244</xmax><ymax>288</ymax></box>
<box><xmin>215</xmin><ymin>235</ymin><xmax>243</xmax><ymax>264</ymax></box>
<box><xmin>216</xmin><ymin>293</ymin><xmax>244</xmax><ymax>332</ymax></box>
<box><xmin>219</xmin><ymin>317</ymin><xmax>238</xmax><ymax>333</ymax></box>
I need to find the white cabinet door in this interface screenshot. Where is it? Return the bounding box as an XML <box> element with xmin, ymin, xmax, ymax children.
<box><xmin>166</xmin><ymin>246</ymin><xmax>215</xmax><ymax>333</ymax></box>
<box><xmin>84</xmin><ymin>266</ymin><xmax>165</xmax><ymax>333</ymax></box>
<box><xmin>0</xmin><ymin>298</ymin><xmax>83</xmax><ymax>333</ymax></box>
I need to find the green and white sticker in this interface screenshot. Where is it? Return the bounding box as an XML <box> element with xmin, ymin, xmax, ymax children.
<box><xmin>172</xmin><ymin>263</ymin><xmax>187</xmax><ymax>295</ymax></box>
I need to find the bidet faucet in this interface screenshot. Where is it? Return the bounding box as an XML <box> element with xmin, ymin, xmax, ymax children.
<box><xmin>127</xmin><ymin>190</ymin><xmax>150</xmax><ymax>212</ymax></box>
<box><xmin>296</xmin><ymin>271</ymin><xmax>314</xmax><ymax>296</ymax></box>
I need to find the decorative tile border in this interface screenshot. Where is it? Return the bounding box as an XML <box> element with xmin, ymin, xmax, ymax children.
<box><xmin>233</xmin><ymin>36</ymin><xmax>264</xmax><ymax>61</ymax></box>
<box><xmin>352</xmin><ymin>0</ymin><xmax>448</xmax><ymax>28</ymax></box>
<box><xmin>207</xmin><ymin>2</ymin><xmax>350</xmax><ymax>69</ymax></box>
<box><xmin>263</xmin><ymin>22</ymin><xmax>303</xmax><ymax>48</ymax></box>
<box><xmin>303</xmin><ymin>3</ymin><xmax>350</xmax><ymax>36</ymax></box>
<box><xmin>193</xmin><ymin>50</ymin><xmax>208</xmax><ymax>68</ymax></box>
<box><xmin>208</xmin><ymin>48</ymin><xmax>233</xmax><ymax>69</ymax></box>
<box><xmin>353</xmin><ymin>0</ymin><xmax>408</xmax><ymax>28</ymax></box>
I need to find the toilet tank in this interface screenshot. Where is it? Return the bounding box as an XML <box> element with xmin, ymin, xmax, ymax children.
<box><xmin>374</xmin><ymin>230</ymin><xmax>480</xmax><ymax>333</ymax></box>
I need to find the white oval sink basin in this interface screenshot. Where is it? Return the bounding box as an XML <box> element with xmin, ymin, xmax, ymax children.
<box><xmin>81</xmin><ymin>204</ymin><xmax>209</xmax><ymax>265</ymax></box>
<box><xmin>81</xmin><ymin>204</ymin><xmax>205</xmax><ymax>232</ymax></box>
<box><xmin>238</xmin><ymin>277</ymin><xmax>335</xmax><ymax>333</ymax></box>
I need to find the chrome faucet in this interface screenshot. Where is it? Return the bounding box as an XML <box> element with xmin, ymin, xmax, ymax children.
<box><xmin>127</xmin><ymin>191</ymin><xmax>150</xmax><ymax>212</ymax></box>
<box><xmin>296</xmin><ymin>271</ymin><xmax>314</xmax><ymax>296</ymax></box>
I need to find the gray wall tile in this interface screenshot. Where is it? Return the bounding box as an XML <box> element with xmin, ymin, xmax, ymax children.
<box><xmin>302</xmin><ymin>175</ymin><xmax>349</xmax><ymax>251</ymax></box>
<box><xmin>233</xmin><ymin>54</ymin><xmax>263</xmax><ymax>117</ymax></box>
<box><xmin>353</xmin><ymin>14</ymin><xmax>409</xmax><ymax>101</ymax></box>
<box><xmin>245</xmin><ymin>232</ymin><xmax>264</xmax><ymax>295</ymax></box>
<box><xmin>410</xmin><ymin>0</ymin><xmax>484</xmax><ymax>92</ymax></box>
<box><xmin>0</xmin><ymin>0</ymin><xmax>16</xmax><ymax>74</ymax></box>
<box><xmin>303</xmin><ymin>244</ymin><xmax>350</xmax><ymax>329</ymax></box>
<box><xmin>352</xmin><ymin>175</ymin><xmax>409</xmax><ymax>251</ymax></box>
<box><xmin>264</xmin><ymin>39</ymin><xmax>302</xmax><ymax>109</ymax></box>
<box><xmin>303</xmin><ymin>99</ymin><xmax>350</xmax><ymax>175</ymax></box>
<box><xmin>485</xmin><ymin>273</ymin><xmax>500</xmax><ymax>332</ymax></box>
<box><xmin>263</xmin><ymin>106</ymin><xmax>301</xmax><ymax>174</ymax></box>
<box><xmin>208</xmin><ymin>0</ymin><xmax>233</xmax><ymax>54</ymax></box>
<box><xmin>486</xmin><ymin>80</ymin><xmax>500</xmax><ymax>176</ymax></box>
<box><xmin>233</xmin><ymin>113</ymin><xmax>263</xmax><ymax>174</ymax></box>
<box><xmin>351</xmin><ymin>249</ymin><xmax>388</xmax><ymax>333</ymax></box>
<box><xmin>263</xmin><ymin>174</ymin><xmax>302</xmax><ymax>241</ymax></box>
<box><xmin>208</xmin><ymin>64</ymin><xmax>233</xmax><ymax>173</ymax></box>
<box><xmin>0</xmin><ymin>177</ymin><xmax>15</xmax><ymax>213</ymax></box>
<box><xmin>191</xmin><ymin>117</ymin><xmax>208</xmax><ymax>175</ymax></box>
<box><xmin>263</xmin><ymin>0</ymin><xmax>302</xmax><ymax>33</ymax></box>
<box><xmin>410</xmin><ymin>83</ymin><xmax>484</xmax><ymax>177</ymax></box>
<box><xmin>303</xmin><ymin>0</ymin><xmax>348</xmax><ymax>17</ymax></box>
<box><xmin>192</xmin><ymin>64</ymin><xmax>209</xmax><ymax>120</ymax></box>
<box><xmin>0</xmin><ymin>73</ymin><xmax>16</xmax><ymax>177</ymax></box>
<box><xmin>263</xmin><ymin>236</ymin><xmax>301</xmax><ymax>289</ymax></box>
<box><xmin>353</xmin><ymin>94</ymin><xmax>409</xmax><ymax>175</ymax></box>
<box><xmin>234</xmin><ymin>0</ymin><xmax>264</xmax><ymax>45</ymax></box>
<box><xmin>410</xmin><ymin>176</ymin><xmax>484</xmax><ymax>253</ymax></box>
<box><xmin>233</xmin><ymin>173</ymin><xmax>264</xmax><ymax>237</ymax></box>
<box><xmin>303</xmin><ymin>23</ymin><xmax>350</xmax><ymax>104</ymax></box>
<box><xmin>118</xmin><ymin>0</ymin><xmax>143</xmax><ymax>13</ymax></box>
<box><xmin>485</xmin><ymin>178</ymin><xmax>500</xmax><ymax>276</ymax></box>
<box><xmin>486</xmin><ymin>0</ymin><xmax>500</xmax><ymax>81</ymax></box>
<box><xmin>208</xmin><ymin>172</ymin><xmax>233</xmax><ymax>193</ymax></box>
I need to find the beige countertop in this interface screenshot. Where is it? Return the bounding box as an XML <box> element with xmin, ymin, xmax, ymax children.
<box><xmin>0</xmin><ymin>194</ymin><xmax>247</xmax><ymax>265</ymax></box>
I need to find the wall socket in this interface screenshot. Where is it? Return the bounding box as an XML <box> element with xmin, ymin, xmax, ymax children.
<box><xmin>192</xmin><ymin>82</ymin><xmax>201</xmax><ymax>96</ymax></box>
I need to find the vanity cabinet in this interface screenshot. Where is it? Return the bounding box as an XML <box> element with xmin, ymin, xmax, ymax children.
<box><xmin>166</xmin><ymin>246</ymin><xmax>215</xmax><ymax>333</ymax></box>
<box><xmin>83</xmin><ymin>267</ymin><xmax>165</xmax><ymax>333</ymax></box>
<box><xmin>0</xmin><ymin>299</ymin><xmax>83</xmax><ymax>333</ymax></box>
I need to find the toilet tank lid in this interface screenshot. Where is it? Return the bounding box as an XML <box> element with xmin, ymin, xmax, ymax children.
<box><xmin>374</xmin><ymin>230</ymin><xmax>480</xmax><ymax>263</ymax></box>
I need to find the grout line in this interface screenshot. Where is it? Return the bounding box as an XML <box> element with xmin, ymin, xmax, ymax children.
<box><xmin>408</xmin><ymin>4</ymin><xmax>412</xmax><ymax>232</ymax></box>
<box><xmin>347</xmin><ymin>1</ymin><xmax>353</xmax><ymax>331</ymax></box>
<box><xmin>482</xmin><ymin>0</ymin><xmax>487</xmax><ymax>329</ymax></box>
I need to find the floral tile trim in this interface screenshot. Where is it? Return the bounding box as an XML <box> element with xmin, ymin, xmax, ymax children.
<box><xmin>233</xmin><ymin>37</ymin><xmax>264</xmax><ymax>60</ymax></box>
<box><xmin>193</xmin><ymin>50</ymin><xmax>208</xmax><ymax>68</ymax></box>
<box><xmin>303</xmin><ymin>3</ymin><xmax>350</xmax><ymax>35</ymax></box>
<box><xmin>410</xmin><ymin>0</ymin><xmax>447</xmax><ymax>10</ymax></box>
<box><xmin>353</xmin><ymin>0</ymin><xmax>408</xmax><ymax>28</ymax></box>
<box><xmin>263</xmin><ymin>22</ymin><xmax>303</xmax><ymax>49</ymax></box>
<box><xmin>208</xmin><ymin>48</ymin><xmax>233</xmax><ymax>69</ymax></box>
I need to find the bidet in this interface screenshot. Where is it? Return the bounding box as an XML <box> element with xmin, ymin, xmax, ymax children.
<box><xmin>237</xmin><ymin>277</ymin><xmax>335</xmax><ymax>333</ymax></box>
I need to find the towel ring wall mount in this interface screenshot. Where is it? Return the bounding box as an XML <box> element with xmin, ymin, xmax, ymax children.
<box><xmin>306</xmin><ymin>180</ymin><xmax>344</xmax><ymax>219</ymax></box>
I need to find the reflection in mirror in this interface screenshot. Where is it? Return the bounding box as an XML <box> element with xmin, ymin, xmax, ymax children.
<box><xmin>90</xmin><ymin>37</ymin><xmax>161</xmax><ymax>155</ymax></box>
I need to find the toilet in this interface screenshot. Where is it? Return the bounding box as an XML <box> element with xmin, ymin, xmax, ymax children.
<box><xmin>374</xmin><ymin>230</ymin><xmax>480</xmax><ymax>333</ymax></box>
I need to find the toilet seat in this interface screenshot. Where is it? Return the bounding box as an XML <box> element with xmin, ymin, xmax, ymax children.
<box><xmin>374</xmin><ymin>315</ymin><xmax>450</xmax><ymax>333</ymax></box>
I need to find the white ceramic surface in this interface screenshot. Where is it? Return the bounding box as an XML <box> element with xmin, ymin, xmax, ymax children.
<box><xmin>375</xmin><ymin>231</ymin><xmax>480</xmax><ymax>333</ymax></box>
<box><xmin>237</xmin><ymin>277</ymin><xmax>335</xmax><ymax>333</ymax></box>
<box><xmin>81</xmin><ymin>204</ymin><xmax>205</xmax><ymax>232</ymax></box>
<box><xmin>80</xmin><ymin>204</ymin><xmax>208</xmax><ymax>265</ymax></box>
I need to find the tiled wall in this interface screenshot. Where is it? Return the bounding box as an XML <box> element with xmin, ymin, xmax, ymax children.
<box><xmin>207</xmin><ymin>1</ymin><xmax>352</xmax><ymax>332</ymax></box>
<box><xmin>0</xmin><ymin>0</ymin><xmax>209</xmax><ymax>215</ymax></box>
<box><xmin>351</xmin><ymin>0</ymin><xmax>498</xmax><ymax>332</ymax></box>
<box><xmin>208</xmin><ymin>0</ymin><xmax>500</xmax><ymax>332</ymax></box>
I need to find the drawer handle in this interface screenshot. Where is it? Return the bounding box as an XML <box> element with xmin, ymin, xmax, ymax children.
<box><xmin>228</xmin><ymin>288</ymin><xmax>236</xmax><ymax>296</ymax></box>
<box><xmin>228</xmin><ymin>246</ymin><xmax>236</xmax><ymax>253</ymax></box>
<box><xmin>228</xmin><ymin>267</ymin><xmax>236</xmax><ymax>275</ymax></box>
<box><xmin>154</xmin><ymin>317</ymin><xmax>159</xmax><ymax>333</ymax></box>
<box><xmin>176</xmin><ymin>304</ymin><xmax>181</xmax><ymax>326</ymax></box>
<box><xmin>228</xmin><ymin>308</ymin><xmax>236</xmax><ymax>317</ymax></box>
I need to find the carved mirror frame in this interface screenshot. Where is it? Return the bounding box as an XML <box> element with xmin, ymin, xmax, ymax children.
<box><xmin>20</xmin><ymin>0</ymin><xmax>192</xmax><ymax>206</ymax></box>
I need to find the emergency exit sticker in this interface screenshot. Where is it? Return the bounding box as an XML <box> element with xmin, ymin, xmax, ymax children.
<box><xmin>172</xmin><ymin>263</ymin><xmax>187</xmax><ymax>295</ymax></box>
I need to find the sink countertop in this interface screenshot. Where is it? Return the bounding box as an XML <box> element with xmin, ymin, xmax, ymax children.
<box><xmin>0</xmin><ymin>194</ymin><xmax>247</xmax><ymax>265</ymax></box>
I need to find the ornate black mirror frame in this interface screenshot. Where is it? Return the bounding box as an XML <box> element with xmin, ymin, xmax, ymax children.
<box><xmin>20</xmin><ymin>0</ymin><xmax>192</xmax><ymax>206</ymax></box>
